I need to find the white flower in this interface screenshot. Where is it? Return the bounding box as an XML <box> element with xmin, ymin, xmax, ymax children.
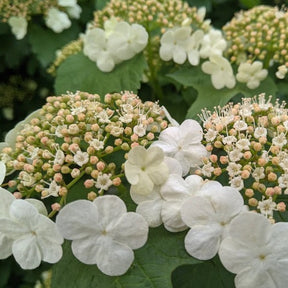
<box><xmin>19</xmin><ymin>171</ymin><xmax>36</xmax><ymax>187</ymax></box>
<box><xmin>202</xmin><ymin>55</ymin><xmax>236</xmax><ymax>89</ymax></box>
<box><xmin>254</xmin><ymin>126</ymin><xmax>267</xmax><ymax>138</ymax></box>
<box><xmin>276</xmin><ymin>65</ymin><xmax>287</xmax><ymax>79</ymax></box>
<box><xmin>41</xmin><ymin>180</ymin><xmax>61</xmax><ymax>199</ymax></box>
<box><xmin>272</xmin><ymin>132</ymin><xmax>287</xmax><ymax>148</ymax></box>
<box><xmin>152</xmin><ymin>119</ymin><xmax>208</xmax><ymax>176</ymax></box>
<box><xmin>199</xmin><ymin>29</ymin><xmax>227</xmax><ymax>58</ymax></box>
<box><xmin>95</xmin><ymin>173</ymin><xmax>113</xmax><ymax>191</ymax></box>
<box><xmin>73</xmin><ymin>150</ymin><xmax>89</xmax><ymax>167</ymax></box>
<box><xmin>58</xmin><ymin>0</ymin><xmax>76</xmax><ymax>6</ymax></box>
<box><xmin>201</xmin><ymin>162</ymin><xmax>214</xmax><ymax>177</ymax></box>
<box><xmin>186</xmin><ymin>29</ymin><xmax>204</xmax><ymax>66</ymax></box>
<box><xmin>124</xmin><ymin>146</ymin><xmax>169</xmax><ymax>195</ymax></box>
<box><xmin>181</xmin><ymin>184</ymin><xmax>244</xmax><ymax>260</ymax></box>
<box><xmin>252</xmin><ymin>167</ymin><xmax>265</xmax><ymax>182</ymax></box>
<box><xmin>222</xmin><ymin>135</ymin><xmax>237</xmax><ymax>146</ymax></box>
<box><xmin>130</xmin><ymin>157</ymin><xmax>183</xmax><ymax>228</ymax></box>
<box><xmin>229</xmin><ymin>176</ymin><xmax>244</xmax><ymax>191</ymax></box>
<box><xmin>45</xmin><ymin>7</ymin><xmax>71</xmax><ymax>33</ymax></box>
<box><xmin>233</xmin><ymin>120</ymin><xmax>248</xmax><ymax>131</ymax></box>
<box><xmin>204</xmin><ymin>128</ymin><xmax>218</xmax><ymax>142</ymax></box>
<box><xmin>8</xmin><ymin>16</ymin><xmax>27</xmax><ymax>40</ymax></box>
<box><xmin>160</xmin><ymin>174</ymin><xmax>205</xmax><ymax>232</ymax></box>
<box><xmin>54</xmin><ymin>150</ymin><xmax>65</xmax><ymax>165</ymax></box>
<box><xmin>56</xmin><ymin>195</ymin><xmax>148</xmax><ymax>276</ymax></box>
<box><xmin>0</xmin><ymin>189</ymin><xmax>15</xmax><ymax>260</ymax></box>
<box><xmin>226</xmin><ymin>162</ymin><xmax>242</xmax><ymax>177</ymax></box>
<box><xmin>108</xmin><ymin>22</ymin><xmax>148</xmax><ymax>61</ymax></box>
<box><xmin>89</xmin><ymin>138</ymin><xmax>104</xmax><ymax>150</ymax></box>
<box><xmin>66</xmin><ymin>4</ymin><xmax>82</xmax><ymax>19</ymax></box>
<box><xmin>133</xmin><ymin>124</ymin><xmax>146</xmax><ymax>137</ymax></box>
<box><xmin>219</xmin><ymin>212</ymin><xmax>288</xmax><ymax>288</ymax></box>
<box><xmin>0</xmin><ymin>199</ymin><xmax>63</xmax><ymax>269</ymax></box>
<box><xmin>257</xmin><ymin>196</ymin><xmax>276</xmax><ymax>218</ymax></box>
<box><xmin>159</xmin><ymin>26</ymin><xmax>191</xmax><ymax>64</ymax></box>
<box><xmin>236</xmin><ymin>61</ymin><xmax>268</xmax><ymax>89</ymax></box>
<box><xmin>228</xmin><ymin>148</ymin><xmax>243</xmax><ymax>162</ymax></box>
<box><xmin>236</xmin><ymin>138</ymin><xmax>250</xmax><ymax>150</ymax></box>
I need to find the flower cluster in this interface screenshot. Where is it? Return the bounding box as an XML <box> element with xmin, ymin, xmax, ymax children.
<box><xmin>223</xmin><ymin>5</ymin><xmax>288</xmax><ymax>79</ymax></box>
<box><xmin>48</xmin><ymin>0</ymin><xmax>210</xmax><ymax>74</ymax></box>
<box><xmin>124</xmin><ymin>113</ymin><xmax>288</xmax><ymax>288</ymax></box>
<box><xmin>83</xmin><ymin>18</ymin><xmax>148</xmax><ymax>72</ymax></box>
<box><xmin>0</xmin><ymin>91</ymin><xmax>168</xmax><ymax>212</ymax></box>
<box><xmin>197</xmin><ymin>93</ymin><xmax>288</xmax><ymax>221</ymax></box>
<box><xmin>0</xmin><ymin>0</ymin><xmax>81</xmax><ymax>39</ymax></box>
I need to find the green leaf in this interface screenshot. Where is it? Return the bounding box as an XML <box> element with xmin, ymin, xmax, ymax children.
<box><xmin>239</xmin><ymin>0</ymin><xmax>260</xmax><ymax>8</ymax></box>
<box><xmin>0</xmin><ymin>259</ymin><xmax>11</xmax><ymax>288</ymax></box>
<box><xmin>51</xmin><ymin>226</ymin><xmax>201</xmax><ymax>288</ymax></box>
<box><xmin>55</xmin><ymin>52</ymin><xmax>147</xmax><ymax>96</ymax></box>
<box><xmin>29</xmin><ymin>22</ymin><xmax>81</xmax><ymax>68</ymax></box>
<box><xmin>172</xmin><ymin>256</ymin><xmax>235</xmax><ymax>288</ymax></box>
<box><xmin>167</xmin><ymin>66</ymin><xmax>278</xmax><ymax>120</ymax></box>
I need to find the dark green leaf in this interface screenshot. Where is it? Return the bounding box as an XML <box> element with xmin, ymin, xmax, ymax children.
<box><xmin>29</xmin><ymin>22</ymin><xmax>81</xmax><ymax>68</ymax></box>
<box><xmin>55</xmin><ymin>52</ymin><xmax>147</xmax><ymax>97</ymax></box>
<box><xmin>167</xmin><ymin>66</ymin><xmax>278</xmax><ymax>120</ymax></box>
<box><xmin>51</xmin><ymin>226</ymin><xmax>201</xmax><ymax>288</ymax></box>
<box><xmin>172</xmin><ymin>256</ymin><xmax>235</xmax><ymax>288</ymax></box>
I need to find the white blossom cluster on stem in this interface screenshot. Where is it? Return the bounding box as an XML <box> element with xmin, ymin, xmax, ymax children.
<box><xmin>197</xmin><ymin>93</ymin><xmax>288</xmax><ymax>221</ymax></box>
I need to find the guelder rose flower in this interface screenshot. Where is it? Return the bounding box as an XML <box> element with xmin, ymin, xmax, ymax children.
<box><xmin>8</xmin><ymin>16</ymin><xmax>28</xmax><ymax>40</ymax></box>
<box><xmin>152</xmin><ymin>119</ymin><xmax>208</xmax><ymax>176</ymax></box>
<box><xmin>56</xmin><ymin>195</ymin><xmax>148</xmax><ymax>276</ymax></box>
<box><xmin>125</xmin><ymin>146</ymin><xmax>169</xmax><ymax>195</ymax></box>
<box><xmin>45</xmin><ymin>7</ymin><xmax>71</xmax><ymax>33</ymax></box>
<box><xmin>236</xmin><ymin>61</ymin><xmax>268</xmax><ymax>89</ymax></box>
<box><xmin>202</xmin><ymin>55</ymin><xmax>236</xmax><ymax>89</ymax></box>
<box><xmin>159</xmin><ymin>26</ymin><xmax>191</xmax><ymax>64</ymax></box>
<box><xmin>181</xmin><ymin>182</ymin><xmax>245</xmax><ymax>260</ymax></box>
<box><xmin>130</xmin><ymin>157</ymin><xmax>183</xmax><ymax>228</ymax></box>
<box><xmin>0</xmin><ymin>198</ymin><xmax>63</xmax><ymax>269</ymax></box>
<box><xmin>219</xmin><ymin>212</ymin><xmax>288</xmax><ymax>288</ymax></box>
<box><xmin>186</xmin><ymin>29</ymin><xmax>204</xmax><ymax>66</ymax></box>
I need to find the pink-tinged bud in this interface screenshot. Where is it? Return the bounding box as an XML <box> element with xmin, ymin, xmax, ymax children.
<box><xmin>61</xmin><ymin>143</ymin><xmax>69</xmax><ymax>151</ymax></box>
<box><xmin>112</xmin><ymin>177</ymin><xmax>121</xmax><ymax>186</ymax></box>
<box><xmin>147</xmin><ymin>132</ymin><xmax>154</xmax><ymax>141</ymax></box>
<box><xmin>267</xmin><ymin>172</ymin><xmax>277</xmax><ymax>182</ymax></box>
<box><xmin>243</xmin><ymin>151</ymin><xmax>252</xmax><ymax>160</ymax></box>
<box><xmin>59</xmin><ymin>187</ymin><xmax>68</xmax><ymax>196</ymax></box>
<box><xmin>53</xmin><ymin>164</ymin><xmax>62</xmax><ymax>172</ymax></box>
<box><xmin>91</xmin><ymin>170</ymin><xmax>99</xmax><ymax>179</ymax></box>
<box><xmin>40</xmin><ymin>137</ymin><xmax>49</xmax><ymax>145</ymax></box>
<box><xmin>248</xmin><ymin>198</ymin><xmax>258</xmax><ymax>207</ymax></box>
<box><xmin>8</xmin><ymin>180</ymin><xmax>17</xmax><ymax>188</ymax></box>
<box><xmin>245</xmin><ymin>189</ymin><xmax>254</xmax><ymax>198</ymax></box>
<box><xmin>84</xmin><ymin>179</ymin><xmax>95</xmax><ymax>189</ymax></box>
<box><xmin>105</xmin><ymin>146</ymin><xmax>114</xmax><ymax>154</ymax></box>
<box><xmin>220</xmin><ymin>156</ymin><xmax>228</xmax><ymax>164</ymax></box>
<box><xmin>241</xmin><ymin>170</ymin><xmax>250</xmax><ymax>179</ymax></box>
<box><xmin>77</xmin><ymin>113</ymin><xmax>85</xmax><ymax>121</ymax></box>
<box><xmin>215</xmin><ymin>124</ymin><xmax>223</xmax><ymax>132</ymax></box>
<box><xmin>35</xmin><ymin>184</ymin><xmax>44</xmax><ymax>193</ymax></box>
<box><xmin>277</xmin><ymin>202</ymin><xmax>286</xmax><ymax>212</ymax></box>
<box><xmin>265</xmin><ymin>187</ymin><xmax>275</xmax><ymax>197</ymax></box>
<box><xmin>90</xmin><ymin>156</ymin><xmax>98</xmax><ymax>165</ymax></box>
<box><xmin>24</xmin><ymin>164</ymin><xmax>34</xmax><ymax>173</ymax></box>
<box><xmin>131</xmin><ymin>142</ymin><xmax>139</xmax><ymax>148</ymax></box>
<box><xmin>71</xmin><ymin>168</ymin><xmax>80</xmax><ymax>178</ymax></box>
<box><xmin>91</xmin><ymin>123</ymin><xmax>99</xmax><ymax>132</ymax></box>
<box><xmin>271</xmin><ymin>116</ymin><xmax>280</xmax><ymax>126</ymax></box>
<box><xmin>66</xmin><ymin>114</ymin><xmax>74</xmax><ymax>123</ymax></box>
<box><xmin>88</xmin><ymin>191</ymin><xmax>97</xmax><ymax>201</ymax></box>
<box><xmin>97</xmin><ymin>161</ymin><xmax>105</xmax><ymax>171</ymax></box>
<box><xmin>160</xmin><ymin>121</ymin><xmax>168</xmax><ymax>129</ymax></box>
<box><xmin>131</xmin><ymin>133</ymin><xmax>139</xmax><ymax>142</ymax></box>
<box><xmin>69</xmin><ymin>143</ymin><xmax>79</xmax><ymax>153</ymax></box>
<box><xmin>61</xmin><ymin>166</ymin><xmax>71</xmax><ymax>174</ymax></box>
<box><xmin>271</xmin><ymin>146</ymin><xmax>280</xmax><ymax>155</ymax></box>
<box><xmin>257</xmin><ymin>158</ymin><xmax>266</xmax><ymax>166</ymax></box>
<box><xmin>213</xmin><ymin>167</ymin><xmax>222</xmax><ymax>176</ymax></box>
<box><xmin>17</xmin><ymin>154</ymin><xmax>26</xmax><ymax>162</ymax></box>
<box><xmin>51</xmin><ymin>203</ymin><xmax>61</xmax><ymax>211</ymax></box>
<box><xmin>209</xmin><ymin>154</ymin><xmax>218</xmax><ymax>163</ymax></box>
<box><xmin>54</xmin><ymin>173</ymin><xmax>63</xmax><ymax>183</ymax></box>
<box><xmin>64</xmin><ymin>136</ymin><xmax>71</xmax><ymax>143</ymax></box>
<box><xmin>65</xmin><ymin>154</ymin><xmax>74</xmax><ymax>164</ymax></box>
<box><xmin>214</xmin><ymin>141</ymin><xmax>223</xmax><ymax>148</ymax></box>
<box><xmin>253</xmin><ymin>142</ymin><xmax>262</xmax><ymax>151</ymax></box>
<box><xmin>274</xmin><ymin>186</ymin><xmax>282</xmax><ymax>195</ymax></box>
<box><xmin>114</xmin><ymin>138</ymin><xmax>123</xmax><ymax>146</ymax></box>
<box><xmin>206</xmin><ymin>144</ymin><xmax>213</xmax><ymax>152</ymax></box>
<box><xmin>104</xmin><ymin>93</ymin><xmax>112</xmax><ymax>103</ymax></box>
<box><xmin>271</xmin><ymin>157</ymin><xmax>279</xmax><ymax>165</ymax></box>
<box><xmin>13</xmin><ymin>192</ymin><xmax>22</xmax><ymax>199</ymax></box>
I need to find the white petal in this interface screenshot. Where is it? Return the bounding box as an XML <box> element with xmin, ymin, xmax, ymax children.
<box><xmin>130</xmin><ymin>173</ymin><xmax>154</xmax><ymax>195</ymax></box>
<box><xmin>96</xmin><ymin>238</ymin><xmax>134</xmax><ymax>276</ymax></box>
<box><xmin>219</xmin><ymin>237</ymin><xmax>258</xmax><ymax>274</ymax></box>
<box><xmin>235</xmin><ymin>267</ymin><xmax>276</xmax><ymax>288</ymax></box>
<box><xmin>228</xmin><ymin>212</ymin><xmax>271</xmax><ymax>247</ymax></box>
<box><xmin>181</xmin><ymin>196</ymin><xmax>215</xmax><ymax>227</ymax></box>
<box><xmin>94</xmin><ymin>195</ymin><xmax>127</xmax><ymax>228</ymax></box>
<box><xmin>56</xmin><ymin>200</ymin><xmax>100</xmax><ymax>240</ymax></box>
<box><xmin>162</xmin><ymin>200</ymin><xmax>187</xmax><ymax>232</ymax></box>
<box><xmin>164</xmin><ymin>157</ymin><xmax>183</xmax><ymax>175</ymax></box>
<box><xmin>173</xmin><ymin>47</ymin><xmax>187</xmax><ymax>64</ymax></box>
<box><xmin>37</xmin><ymin>237</ymin><xmax>63</xmax><ymax>264</ymax></box>
<box><xmin>130</xmin><ymin>185</ymin><xmax>160</xmax><ymax>204</ymax></box>
<box><xmin>109</xmin><ymin>212</ymin><xmax>148</xmax><ymax>249</ymax></box>
<box><xmin>0</xmin><ymin>188</ymin><xmax>15</xmax><ymax>216</ymax></box>
<box><xmin>136</xmin><ymin>198</ymin><xmax>163</xmax><ymax>227</ymax></box>
<box><xmin>0</xmin><ymin>162</ymin><xmax>6</xmax><ymax>184</ymax></box>
<box><xmin>184</xmin><ymin>224</ymin><xmax>222</xmax><ymax>260</ymax></box>
<box><xmin>12</xmin><ymin>235</ymin><xmax>42</xmax><ymax>269</ymax></box>
<box><xmin>147</xmin><ymin>162</ymin><xmax>169</xmax><ymax>185</ymax></box>
<box><xmin>179</xmin><ymin>119</ymin><xmax>203</xmax><ymax>143</ymax></box>
<box><xmin>145</xmin><ymin>146</ymin><xmax>165</xmax><ymax>167</ymax></box>
<box><xmin>0</xmin><ymin>233</ymin><xmax>12</xmax><ymax>259</ymax></box>
<box><xmin>0</xmin><ymin>218</ymin><xmax>29</xmax><ymax>238</ymax></box>
<box><xmin>25</xmin><ymin>199</ymin><xmax>48</xmax><ymax>216</ymax></box>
